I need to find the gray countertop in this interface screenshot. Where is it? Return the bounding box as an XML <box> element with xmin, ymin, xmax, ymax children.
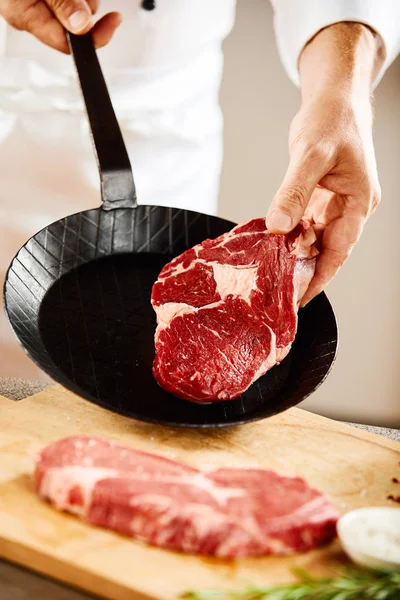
<box><xmin>0</xmin><ymin>376</ymin><xmax>399</xmax><ymax>600</ymax></box>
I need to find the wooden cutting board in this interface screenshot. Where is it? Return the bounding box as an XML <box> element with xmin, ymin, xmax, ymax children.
<box><xmin>0</xmin><ymin>386</ymin><xmax>399</xmax><ymax>600</ymax></box>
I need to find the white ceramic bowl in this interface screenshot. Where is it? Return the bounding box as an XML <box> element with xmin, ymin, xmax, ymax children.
<box><xmin>337</xmin><ymin>506</ymin><xmax>400</xmax><ymax>570</ymax></box>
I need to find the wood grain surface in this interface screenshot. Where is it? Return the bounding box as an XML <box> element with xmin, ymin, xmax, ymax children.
<box><xmin>0</xmin><ymin>386</ymin><xmax>399</xmax><ymax>600</ymax></box>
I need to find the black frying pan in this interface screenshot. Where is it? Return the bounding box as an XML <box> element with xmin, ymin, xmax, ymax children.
<box><xmin>3</xmin><ymin>32</ymin><xmax>338</xmax><ymax>428</ymax></box>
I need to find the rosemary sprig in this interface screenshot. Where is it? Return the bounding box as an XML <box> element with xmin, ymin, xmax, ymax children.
<box><xmin>182</xmin><ymin>567</ymin><xmax>400</xmax><ymax>600</ymax></box>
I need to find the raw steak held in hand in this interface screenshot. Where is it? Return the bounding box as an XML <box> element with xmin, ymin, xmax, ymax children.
<box><xmin>151</xmin><ymin>218</ymin><xmax>318</xmax><ymax>402</ymax></box>
<box><xmin>35</xmin><ymin>436</ymin><xmax>338</xmax><ymax>558</ymax></box>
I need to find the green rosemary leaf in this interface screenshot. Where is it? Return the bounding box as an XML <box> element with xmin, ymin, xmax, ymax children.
<box><xmin>291</xmin><ymin>567</ymin><xmax>321</xmax><ymax>584</ymax></box>
<box><xmin>182</xmin><ymin>590</ymin><xmax>227</xmax><ymax>600</ymax></box>
<box><xmin>182</xmin><ymin>566</ymin><xmax>400</xmax><ymax>600</ymax></box>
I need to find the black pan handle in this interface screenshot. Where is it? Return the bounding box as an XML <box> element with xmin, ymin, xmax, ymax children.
<box><xmin>67</xmin><ymin>31</ymin><xmax>137</xmax><ymax>210</ymax></box>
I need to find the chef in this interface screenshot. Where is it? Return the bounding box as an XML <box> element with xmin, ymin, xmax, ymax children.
<box><xmin>0</xmin><ymin>1</ymin><xmax>400</xmax><ymax>372</ymax></box>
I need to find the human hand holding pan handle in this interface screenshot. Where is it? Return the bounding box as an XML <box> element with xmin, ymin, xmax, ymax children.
<box><xmin>0</xmin><ymin>0</ymin><xmax>122</xmax><ymax>52</ymax></box>
<box><xmin>3</xmin><ymin>30</ymin><xmax>338</xmax><ymax>427</ymax></box>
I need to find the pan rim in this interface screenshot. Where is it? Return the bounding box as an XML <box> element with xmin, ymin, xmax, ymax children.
<box><xmin>3</xmin><ymin>206</ymin><xmax>338</xmax><ymax>428</ymax></box>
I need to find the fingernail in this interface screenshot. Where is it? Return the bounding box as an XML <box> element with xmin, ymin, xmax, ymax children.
<box><xmin>69</xmin><ymin>10</ymin><xmax>91</xmax><ymax>32</ymax></box>
<box><xmin>267</xmin><ymin>209</ymin><xmax>293</xmax><ymax>232</ymax></box>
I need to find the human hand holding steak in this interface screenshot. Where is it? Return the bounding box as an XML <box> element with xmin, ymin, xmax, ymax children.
<box><xmin>0</xmin><ymin>0</ymin><xmax>121</xmax><ymax>53</ymax></box>
<box><xmin>266</xmin><ymin>23</ymin><xmax>384</xmax><ymax>306</ymax></box>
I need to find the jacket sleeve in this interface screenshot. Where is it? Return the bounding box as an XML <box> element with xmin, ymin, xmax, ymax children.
<box><xmin>271</xmin><ymin>0</ymin><xmax>400</xmax><ymax>87</ymax></box>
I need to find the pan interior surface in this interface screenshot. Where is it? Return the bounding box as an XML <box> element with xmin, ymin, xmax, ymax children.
<box><xmin>37</xmin><ymin>252</ymin><xmax>337</xmax><ymax>427</ymax></box>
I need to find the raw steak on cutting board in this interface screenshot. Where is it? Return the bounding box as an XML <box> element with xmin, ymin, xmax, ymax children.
<box><xmin>151</xmin><ymin>218</ymin><xmax>317</xmax><ymax>402</ymax></box>
<box><xmin>35</xmin><ymin>435</ymin><xmax>338</xmax><ymax>558</ymax></box>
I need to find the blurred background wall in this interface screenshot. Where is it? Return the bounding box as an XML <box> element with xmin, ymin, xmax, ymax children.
<box><xmin>1</xmin><ymin>0</ymin><xmax>399</xmax><ymax>426</ymax></box>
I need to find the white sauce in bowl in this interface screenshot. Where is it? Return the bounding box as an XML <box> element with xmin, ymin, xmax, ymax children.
<box><xmin>337</xmin><ymin>507</ymin><xmax>400</xmax><ymax>570</ymax></box>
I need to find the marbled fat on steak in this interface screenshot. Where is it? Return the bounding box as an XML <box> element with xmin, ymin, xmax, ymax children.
<box><xmin>151</xmin><ymin>218</ymin><xmax>317</xmax><ymax>402</ymax></box>
<box><xmin>35</xmin><ymin>436</ymin><xmax>338</xmax><ymax>558</ymax></box>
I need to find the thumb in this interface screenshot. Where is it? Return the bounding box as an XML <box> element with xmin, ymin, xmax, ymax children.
<box><xmin>266</xmin><ymin>146</ymin><xmax>330</xmax><ymax>233</ymax></box>
<box><xmin>46</xmin><ymin>0</ymin><xmax>93</xmax><ymax>33</ymax></box>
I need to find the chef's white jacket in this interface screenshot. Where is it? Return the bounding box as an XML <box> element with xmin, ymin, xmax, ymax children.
<box><xmin>0</xmin><ymin>0</ymin><xmax>399</xmax><ymax>223</ymax></box>
<box><xmin>1</xmin><ymin>0</ymin><xmax>400</xmax><ymax>379</ymax></box>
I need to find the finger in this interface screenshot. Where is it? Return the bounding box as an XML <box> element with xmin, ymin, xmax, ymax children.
<box><xmin>92</xmin><ymin>12</ymin><xmax>122</xmax><ymax>49</ymax></box>
<box><xmin>266</xmin><ymin>144</ymin><xmax>333</xmax><ymax>234</ymax></box>
<box><xmin>304</xmin><ymin>188</ymin><xmax>344</xmax><ymax>228</ymax></box>
<box><xmin>21</xmin><ymin>2</ymin><xmax>70</xmax><ymax>53</ymax></box>
<box><xmin>300</xmin><ymin>213</ymin><xmax>364</xmax><ymax>307</ymax></box>
<box><xmin>87</xmin><ymin>0</ymin><xmax>100</xmax><ymax>13</ymax></box>
<box><xmin>45</xmin><ymin>0</ymin><xmax>93</xmax><ymax>33</ymax></box>
<box><xmin>32</xmin><ymin>5</ymin><xmax>120</xmax><ymax>54</ymax></box>
<box><xmin>300</xmin><ymin>247</ymin><xmax>347</xmax><ymax>307</ymax></box>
